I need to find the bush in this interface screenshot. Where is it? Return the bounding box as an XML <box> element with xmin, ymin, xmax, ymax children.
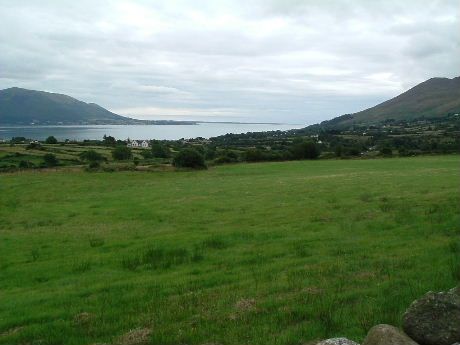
<box><xmin>291</xmin><ymin>141</ymin><xmax>320</xmax><ymax>160</ymax></box>
<box><xmin>19</xmin><ymin>160</ymin><xmax>34</xmax><ymax>169</ymax></box>
<box><xmin>173</xmin><ymin>148</ymin><xmax>206</xmax><ymax>169</ymax></box>
<box><xmin>151</xmin><ymin>142</ymin><xmax>170</xmax><ymax>158</ymax></box>
<box><xmin>45</xmin><ymin>136</ymin><xmax>58</xmax><ymax>144</ymax></box>
<box><xmin>380</xmin><ymin>147</ymin><xmax>393</xmax><ymax>156</ymax></box>
<box><xmin>244</xmin><ymin>149</ymin><xmax>265</xmax><ymax>162</ymax></box>
<box><xmin>140</xmin><ymin>150</ymin><xmax>153</xmax><ymax>159</ymax></box>
<box><xmin>87</xmin><ymin>161</ymin><xmax>101</xmax><ymax>170</ymax></box>
<box><xmin>43</xmin><ymin>153</ymin><xmax>58</xmax><ymax>167</ymax></box>
<box><xmin>214</xmin><ymin>150</ymin><xmax>239</xmax><ymax>164</ymax></box>
<box><xmin>112</xmin><ymin>146</ymin><xmax>132</xmax><ymax>160</ymax></box>
<box><xmin>79</xmin><ymin>150</ymin><xmax>105</xmax><ymax>162</ymax></box>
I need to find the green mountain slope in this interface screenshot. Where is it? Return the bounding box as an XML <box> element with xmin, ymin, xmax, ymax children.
<box><xmin>0</xmin><ymin>87</ymin><xmax>132</xmax><ymax>125</ymax></box>
<box><xmin>322</xmin><ymin>76</ymin><xmax>460</xmax><ymax>128</ymax></box>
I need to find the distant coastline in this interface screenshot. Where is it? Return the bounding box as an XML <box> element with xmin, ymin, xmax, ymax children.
<box><xmin>0</xmin><ymin>120</ymin><xmax>295</xmax><ymax>126</ymax></box>
<box><xmin>0</xmin><ymin>123</ymin><xmax>304</xmax><ymax>141</ymax></box>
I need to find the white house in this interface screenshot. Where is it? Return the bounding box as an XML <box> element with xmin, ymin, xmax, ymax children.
<box><xmin>127</xmin><ymin>140</ymin><xmax>150</xmax><ymax>149</ymax></box>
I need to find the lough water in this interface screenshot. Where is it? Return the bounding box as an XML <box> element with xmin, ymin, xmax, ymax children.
<box><xmin>0</xmin><ymin>123</ymin><xmax>303</xmax><ymax>141</ymax></box>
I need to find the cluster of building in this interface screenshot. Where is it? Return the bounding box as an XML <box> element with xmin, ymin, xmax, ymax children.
<box><xmin>126</xmin><ymin>140</ymin><xmax>150</xmax><ymax>148</ymax></box>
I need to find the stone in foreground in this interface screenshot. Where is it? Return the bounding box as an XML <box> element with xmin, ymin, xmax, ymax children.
<box><xmin>363</xmin><ymin>324</ymin><xmax>418</xmax><ymax>345</ymax></box>
<box><xmin>402</xmin><ymin>289</ymin><xmax>460</xmax><ymax>345</ymax></box>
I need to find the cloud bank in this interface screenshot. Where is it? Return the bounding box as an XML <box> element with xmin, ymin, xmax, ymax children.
<box><xmin>1</xmin><ymin>0</ymin><xmax>458</xmax><ymax>123</ymax></box>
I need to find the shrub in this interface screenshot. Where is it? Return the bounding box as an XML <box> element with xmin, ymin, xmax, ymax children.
<box><xmin>43</xmin><ymin>153</ymin><xmax>58</xmax><ymax>167</ymax></box>
<box><xmin>45</xmin><ymin>136</ymin><xmax>58</xmax><ymax>144</ymax></box>
<box><xmin>140</xmin><ymin>150</ymin><xmax>153</xmax><ymax>159</ymax></box>
<box><xmin>214</xmin><ymin>150</ymin><xmax>239</xmax><ymax>164</ymax></box>
<box><xmin>79</xmin><ymin>150</ymin><xmax>105</xmax><ymax>162</ymax></box>
<box><xmin>173</xmin><ymin>148</ymin><xmax>206</xmax><ymax>169</ymax></box>
<box><xmin>112</xmin><ymin>146</ymin><xmax>132</xmax><ymax>160</ymax></box>
<box><xmin>19</xmin><ymin>160</ymin><xmax>34</xmax><ymax>169</ymax></box>
<box><xmin>244</xmin><ymin>149</ymin><xmax>265</xmax><ymax>162</ymax></box>
<box><xmin>151</xmin><ymin>142</ymin><xmax>170</xmax><ymax>158</ymax></box>
<box><xmin>291</xmin><ymin>141</ymin><xmax>320</xmax><ymax>160</ymax></box>
<box><xmin>87</xmin><ymin>161</ymin><xmax>101</xmax><ymax>170</ymax></box>
<box><xmin>380</xmin><ymin>147</ymin><xmax>393</xmax><ymax>156</ymax></box>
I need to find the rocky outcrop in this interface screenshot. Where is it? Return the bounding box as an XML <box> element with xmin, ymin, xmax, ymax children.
<box><xmin>402</xmin><ymin>288</ymin><xmax>460</xmax><ymax>345</ymax></box>
<box><xmin>362</xmin><ymin>324</ymin><xmax>418</xmax><ymax>345</ymax></box>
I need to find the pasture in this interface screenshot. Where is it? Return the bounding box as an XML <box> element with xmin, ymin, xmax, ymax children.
<box><xmin>0</xmin><ymin>156</ymin><xmax>459</xmax><ymax>345</ymax></box>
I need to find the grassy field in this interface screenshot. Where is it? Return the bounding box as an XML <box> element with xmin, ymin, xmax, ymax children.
<box><xmin>0</xmin><ymin>143</ymin><xmax>167</xmax><ymax>171</ymax></box>
<box><xmin>0</xmin><ymin>156</ymin><xmax>459</xmax><ymax>345</ymax></box>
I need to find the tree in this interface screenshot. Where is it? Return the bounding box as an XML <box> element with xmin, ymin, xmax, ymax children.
<box><xmin>244</xmin><ymin>149</ymin><xmax>265</xmax><ymax>162</ymax></box>
<box><xmin>214</xmin><ymin>150</ymin><xmax>239</xmax><ymax>164</ymax></box>
<box><xmin>173</xmin><ymin>148</ymin><xmax>206</xmax><ymax>169</ymax></box>
<box><xmin>43</xmin><ymin>153</ymin><xmax>58</xmax><ymax>167</ymax></box>
<box><xmin>111</xmin><ymin>146</ymin><xmax>132</xmax><ymax>160</ymax></box>
<box><xmin>291</xmin><ymin>141</ymin><xmax>320</xmax><ymax>160</ymax></box>
<box><xmin>79</xmin><ymin>150</ymin><xmax>105</xmax><ymax>162</ymax></box>
<box><xmin>11</xmin><ymin>137</ymin><xmax>26</xmax><ymax>144</ymax></box>
<box><xmin>45</xmin><ymin>136</ymin><xmax>58</xmax><ymax>144</ymax></box>
<box><xmin>102</xmin><ymin>135</ymin><xmax>116</xmax><ymax>146</ymax></box>
<box><xmin>151</xmin><ymin>142</ymin><xmax>170</xmax><ymax>158</ymax></box>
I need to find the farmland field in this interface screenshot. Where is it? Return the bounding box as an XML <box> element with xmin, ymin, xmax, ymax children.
<box><xmin>0</xmin><ymin>156</ymin><xmax>459</xmax><ymax>345</ymax></box>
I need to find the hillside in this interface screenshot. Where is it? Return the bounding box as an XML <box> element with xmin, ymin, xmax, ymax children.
<box><xmin>0</xmin><ymin>87</ymin><xmax>133</xmax><ymax>125</ymax></box>
<box><xmin>322</xmin><ymin>76</ymin><xmax>460</xmax><ymax>128</ymax></box>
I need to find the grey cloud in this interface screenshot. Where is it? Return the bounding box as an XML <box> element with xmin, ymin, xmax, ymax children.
<box><xmin>0</xmin><ymin>0</ymin><xmax>458</xmax><ymax>124</ymax></box>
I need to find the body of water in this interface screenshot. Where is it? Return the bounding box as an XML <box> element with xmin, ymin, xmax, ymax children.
<box><xmin>0</xmin><ymin>123</ymin><xmax>304</xmax><ymax>141</ymax></box>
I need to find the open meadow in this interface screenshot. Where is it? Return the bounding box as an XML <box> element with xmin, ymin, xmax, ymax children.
<box><xmin>0</xmin><ymin>156</ymin><xmax>459</xmax><ymax>345</ymax></box>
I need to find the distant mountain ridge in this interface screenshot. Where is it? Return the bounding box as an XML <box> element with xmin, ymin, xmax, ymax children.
<box><xmin>0</xmin><ymin>87</ymin><xmax>135</xmax><ymax>125</ymax></box>
<box><xmin>320</xmin><ymin>76</ymin><xmax>460</xmax><ymax>128</ymax></box>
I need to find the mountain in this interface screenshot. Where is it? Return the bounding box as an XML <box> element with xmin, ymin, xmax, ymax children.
<box><xmin>0</xmin><ymin>87</ymin><xmax>134</xmax><ymax>125</ymax></box>
<box><xmin>321</xmin><ymin>76</ymin><xmax>460</xmax><ymax>128</ymax></box>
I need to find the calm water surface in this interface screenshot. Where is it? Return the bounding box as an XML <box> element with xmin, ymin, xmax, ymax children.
<box><xmin>0</xmin><ymin>123</ymin><xmax>303</xmax><ymax>141</ymax></box>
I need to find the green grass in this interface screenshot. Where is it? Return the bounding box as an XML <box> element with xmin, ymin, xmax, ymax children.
<box><xmin>0</xmin><ymin>156</ymin><xmax>459</xmax><ymax>345</ymax></box>
<box><xmin>0</xmin><ymin>144</ymin><xmax>154</xmax><ymax>170</ymax></box>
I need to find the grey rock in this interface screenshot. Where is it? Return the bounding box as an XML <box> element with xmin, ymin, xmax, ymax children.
<box><xmin>317</xmin><ymin>338</ymin><xmax>360</xmax><ymax>345</ymax></box>
<box><xmin>363</xmin><ymin>324</ymin><xmax>418</xmax><ymax>345</ymax></box>
<box><xmin>449</xmin><ymin>286</ymin><xmax>460</xmax><ymax>295</ymax></box>
<box><xmin>402</xmin><ymin>290</ymin><xmax>460</xmax><ymax>345</ymax></box>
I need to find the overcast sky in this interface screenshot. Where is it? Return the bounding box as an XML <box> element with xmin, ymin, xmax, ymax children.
<box><xmin>1</xmin><ymin>0</ymin><xmax>459</xmax><ymax>124</ymax></box>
